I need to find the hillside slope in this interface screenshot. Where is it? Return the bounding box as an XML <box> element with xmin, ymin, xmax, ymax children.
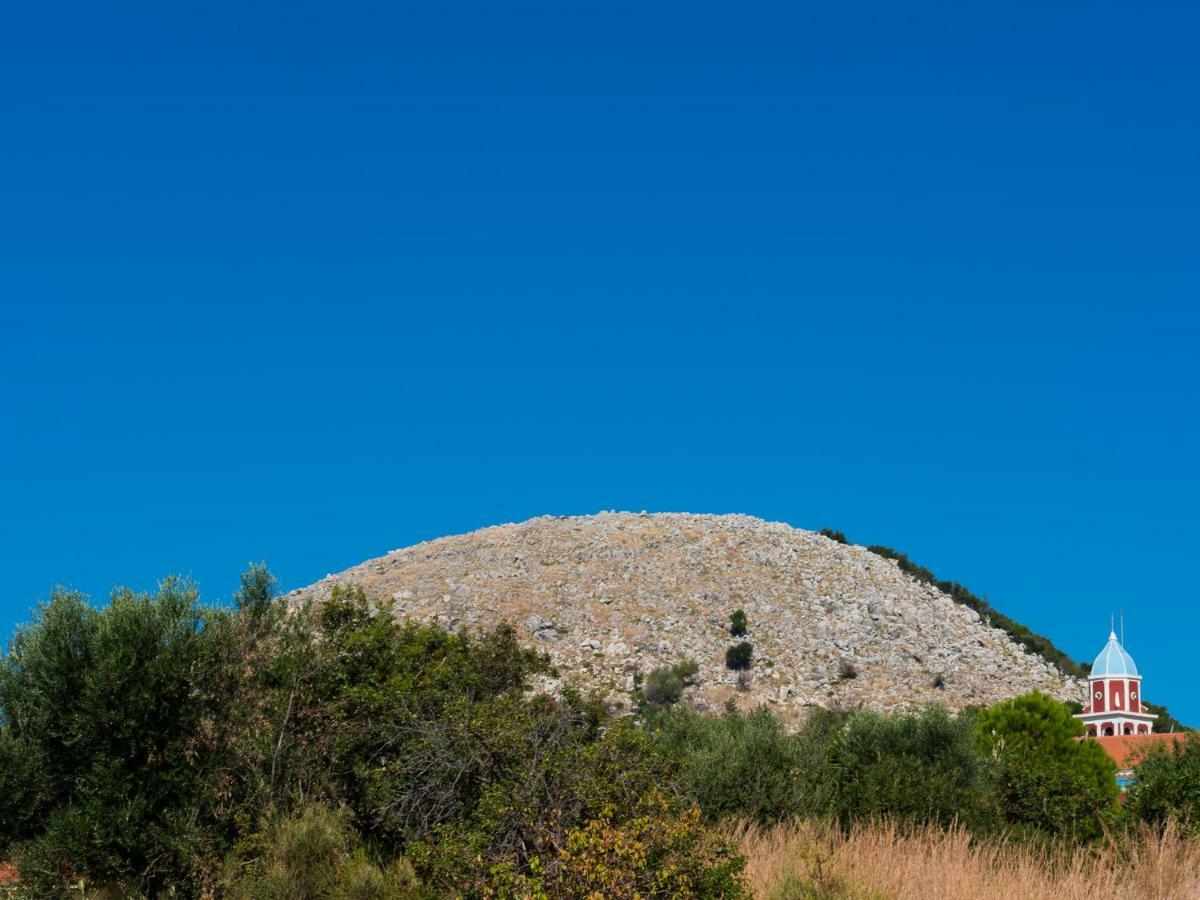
<box><xmin>286</xmin><ymin>512</ymin><xmax>1083</xmax><ymax>719</ymax></box>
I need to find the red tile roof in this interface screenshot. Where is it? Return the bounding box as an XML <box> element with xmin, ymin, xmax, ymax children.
<box><xmin>1093</xmin><ymin>733</ymin><xmax>1188</xmax><ymax>770</ymax></box>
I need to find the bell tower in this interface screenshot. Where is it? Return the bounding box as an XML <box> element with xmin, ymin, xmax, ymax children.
<box><xmin>1076</xmin><ymin>629</ymin><xmax>1156</xmax><ymax>737</ymax></box>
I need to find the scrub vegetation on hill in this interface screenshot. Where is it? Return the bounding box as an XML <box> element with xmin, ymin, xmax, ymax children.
<box><xmin>2</xmin><ymin>567</ymin><xmax>1199</xmax><ymax>897</ymax></box>
<box><xmin>820</xmin><ymin>527</ymin><xmax>1188</xmax><ymax>733</ymax></box>
<box><xmin>819</xmin><ymin>528</ymin><xmax>1085</xmax><ymax>678</ymax></box>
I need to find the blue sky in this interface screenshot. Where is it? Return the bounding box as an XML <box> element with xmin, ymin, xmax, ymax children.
<box><xmin>2</xmin><ymin>2</ymin><xmax>1198</xmax><ymax>720</ymax></box>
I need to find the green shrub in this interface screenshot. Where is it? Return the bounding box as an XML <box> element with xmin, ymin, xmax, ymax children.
<box><xmin>302</xmin><ymin>589</ymin><xmax>744</xmax><ymax>894</ymax></box>
<box><xmin>488</xmin><ymin>790</ymin><xmax>747</xmax><ymax>898</ymax></box>
<box><xmin>816</xmin><ymin>705</ymin><xmax>999</xmax><ymax>832</ymax></box>
<box><xmin>768</xmin><ymin>870</ymin><xmax>872</xmax><ymax>900</ymax></box>
<box><xmin>641</xmin><ymin>659</ymin><xmax>700</xmax><ymax>706</ymax></box>
<box><xmin>1126</xmin><ymin>734</ymin><xmax>1200</xmax><ymax>833</ymax></box>
<box><xmin>675</xmin><ymin>658</ymin><xmax>700</xmax><ymax>680</ymax></box>
<box><xmin>730</xmin><ymin>609</ymin><xmax>748</xmax><ymax>637</ymax></box>
<box><xmin>818</xmin><ymin>529</ymin><xmax>849</xmax><ymax>545</ymax></box>
<box><xmin>645</xmin><ymin>705</ymin><xmax>807</xmax><ymax>823</ymax></box>
<box><xmin>1141</xmin><ymin>700</ymin><xmax>1190</xmax><ymax>735</ymax></box>
<box><xmin>0</xmin><ymin>580</ymin><xmax>240</xmax><ymax>895</ymax></box>
<box><xmin>643</xmin><ymin>668</ymin><xmax>684</xmax><ymax>706</ymax></box>
<box><xmin>0</xmin><ymin>575</ymin><xmax>750</xmax><ymax>897</ymax></box>
<box><xmin>224</xmin><ymin>803</ymin><xmax>423</xmax><ymax>900</ymax></box>
<box><xmin>301</xmin><ymin>586</ymin><xmax>554</xmax><ymax>847</ymax></box>
<box><xmin>726</xmin><ymin>642</ymin><xmax>753</xmax><ymax>671</ymax></box>
<box><xmin>976</xmin><ymin>692</ymin><xmax>1120</xmax><ymax>841</ymax></box>
<box><xmin>406</xmin><ymin>715</ymin><xmax>744</xmax><ymax>894</ymax></box>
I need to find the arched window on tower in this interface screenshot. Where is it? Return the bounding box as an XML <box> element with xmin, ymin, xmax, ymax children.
<box><xmin>1087</xmin><ymin>725</ymin><xmax>1097</xmax><ymax>737</ymax></box>
<box><xmin>1124</xmin><ymin>724</ymin><xmax>1133</xmax><ymax>735</ymax></box>
<box><xmin>1103</xmin><ymin>725</ymin><xmax>1114</xmax><ymax>736</ymax></box>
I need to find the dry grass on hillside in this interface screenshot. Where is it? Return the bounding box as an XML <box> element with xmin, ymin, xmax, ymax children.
<box><xmin>731</xmin><ymin>820</ymin><xmax>1200</xmax><ymax>900</ymax></box>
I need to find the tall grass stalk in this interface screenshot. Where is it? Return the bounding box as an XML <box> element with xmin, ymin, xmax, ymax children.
<box><xmin>730</xmin><ymin>819</ymin><xmax>1200</xmax><ymax>900</ymax></box>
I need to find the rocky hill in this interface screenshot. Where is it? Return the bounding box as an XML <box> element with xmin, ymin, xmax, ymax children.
<box><xmin>286</xmin><ymin>512</ymin><xmax>1083</xmax><ymax>721</ymax></box>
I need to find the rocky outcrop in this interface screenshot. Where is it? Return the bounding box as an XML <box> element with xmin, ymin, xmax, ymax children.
<box><xmin>286</xmin><ymin>512</ymin><xmax>1083</xmax><ymax>723</ymax></box>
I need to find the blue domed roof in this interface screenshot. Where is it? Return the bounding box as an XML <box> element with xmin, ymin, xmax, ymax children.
<box><xmin>1091</xmin><ymin>631</ymin><xmax>1139</xmax><ymax>678</ymax></box>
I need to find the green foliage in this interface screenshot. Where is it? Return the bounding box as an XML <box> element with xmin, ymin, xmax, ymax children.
<box><xmin>235</xmin><ymin>561</ymin><xmax>276</xmax><ymax>623</ymax></box>
<box><xmin>646</xmin><ymin>703</ymin><xmax>1004</xmax><ymax>837</ymax></box>
<box><xmin>818</xmin><ymin>529</ymin><xmax>849</xmax><ymax>545</ymax></box>
<box><xmin>406</xmin><ymin>715</ymin><xmax>722</xmax><ymax>894</ymax></box>
<box><xmin>767</xmin><ymin>845</ymin><xmax>881</xmax><ymax>900</ymax></box>
<box><xmin>2</xmin><ymin>576</ymin><xmax>746</xmax><ymax>896</ymax></box>
<box><xmin>645</xmin><ymin>705</ymin><xmax>807</xmax><ymax>823</ymax></box>
<box><xmin>0</xmin><ymin>580</ymin><xmax>240</xmax><ymax>895</ymax></box>
<box><xmin>302</xmin><ymin>586</ymin><xmax>555</xmax><ymax>845</ymax></box>
<box><xmin>976</xmin><ymin>692</ymin><xmax>1120</xmax><ymax>841</ymax></box>
<box><xmin>224</xmin><ymin>803</ymin><xmax>423</xmax><ymax>899</ymax></box>
<box><xmin>1142</xmin><ymin>700</ymin><xmax>1191</xmax><ymax>734</ymax></box>
<box><xmin>815</xmin><ymin>705</ymin><xmax>999</xmax><ymax>832</ymax></box>
<box><xmin>768</xmin><ymin>873</ymin><xmax>869</xmax><ymax>900</ymax></box>
<box><xmin>730</xmin><ymin>609</ymin><xmax>748</xmax><ymax>637</ymax></box>
<box><xmin>641</xmin><ymin>659</ymin><xmax>700</xmax><ymax>707</ymax></box>
<box><xmin>976</xmin><ymin>691</ymin><xmax>1092</xmax><ymax>756</ymax></box>
<box><xmin>675</xmin><ymin>657</ymin><xmax>700</xmax><ymax>680</ymax></box>
<box><xmin>726</xmin><ymin>641</ymin><xmax>753</xmax><ymax>671</ymax></box>
<box><xmin>292</xmin><ymin>586</ymin><xmax>741</xmax><ymax>895</ymax></box>
<box><xmin>17</xmin><ymin>551</ymin><xmax>1170</xmax><ymax>894</ymax></box>
<box><xmin>487</xmin><ymin>790</ymin><xmax>747</xmax><ymax>899</ymax></box>
<box><xmin>1127</xmin><ymin>735</ymin><xmax>1200</xmax><ymax>834</ymax></box>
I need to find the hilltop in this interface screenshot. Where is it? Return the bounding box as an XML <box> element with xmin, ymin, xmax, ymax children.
<box><xmin>286</xmin><ymin>512</ymin><xmax>1083</xmax><ymax>719</ymax></box>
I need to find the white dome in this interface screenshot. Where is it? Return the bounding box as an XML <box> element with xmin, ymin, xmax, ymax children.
<box><xmin>1091</xmin><ymin>631</ymin><xmax>1139</xmax><ymax>678</ymax></box>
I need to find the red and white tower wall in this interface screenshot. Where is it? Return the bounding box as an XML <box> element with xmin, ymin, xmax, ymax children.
<box><xmin>1075</xmin><ymin>630</ymin><xmax>1155</xmax><ymax>737</ymax></box>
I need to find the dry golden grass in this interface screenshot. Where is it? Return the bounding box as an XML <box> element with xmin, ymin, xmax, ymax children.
<box><xmin>731</xmin><ymin>819</ymin><xmax>1200</xmax><ymax>900</ymax></box>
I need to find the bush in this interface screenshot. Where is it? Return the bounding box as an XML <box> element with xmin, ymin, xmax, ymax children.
<box><xmin>0</xmin><ymin>581</ymin><xmax>240</xmax><ymax>895</ymax></box>
<box><xmin>789</xmin><ymin>707</ymin><xmax>848</xmax><ymax>790</ymax></box>
<box><xmin>645</xmin><ymin>706</ymin><xmax>807</xmax><ymax>823</ymax></box>
<box><xmin>1142</xmin><ymin>700</ymin><xmax>1190</xmax><ymax>735</ymax></box>
<box><xmin>767</xmin><ymin>869</ymin><xmax>863</xmax><ymax>900</ymax></box>
<box><xmin>675</xmin><ymin>658</ymin><xmax>700</xmax><ymax>680</ymax></box>
<box><xmin>223</xmin><ymin>803</ymin><xmax>423</xmax><ymax>900</ymax></box>
<box><xmin>489</xmin><ymin>791</ymin><xmax>747</xmax><ymax>898</ymax></box>
<box><xmin>838</xmin><ymin>659</ymin><xmax>858</xmax><ymax>680</ymax></box>
<box><xmin>818</xmin><ymin>529</ymin><xmax>849</xmax><ymax>545</ymax></box>
<box><xmin>407</xmin><ymin>715</ymin><xmax>744</xmax><ymax>894</ymax></box>
<box><xmin>641</xmin><ymin>659</ymin><xmax>700</xmax><ymax>706</ymax></box>
<box><xmin>0</xmin><ymin>576</ymin><xmax>752</xmax><ymax>897</ymax></box>
<box><xmin>814</xmin><ymin>705</ymin><xmax>999</xmax><ymax>833</ymax></box>
<box><xmin>1127</xmin><ymin>735</ymin><xmax>1200</xmax><ymax>834</ymax></box>
<box><xmin>730</xmin><ymin>610</ymin><xmax>748</xmax><ymax>637</ymax></box>
<box><xmin>301</xmin><ymin>586</ymin><xmax>555</xmax><ymax>847</ymax></box>
<box><xmin>306</xmin><ymin>589</ymin><xmax>742</xmax><ymax>894</ymax></box>
<box><xmin>726</xmin><ymin>642</ymin><xmax>753</xmax><ymax>671</ymax></box>
<box><xmin>976</xmin><ymin>692</ymin><xmax>1120</xmax><ymax>841</ymax></box>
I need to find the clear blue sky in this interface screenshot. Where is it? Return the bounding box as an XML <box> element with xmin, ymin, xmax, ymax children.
<box><xmin>3</xmin><ymin>3</ymin><xmax>1197</xmax><ymax>720</ymax></box>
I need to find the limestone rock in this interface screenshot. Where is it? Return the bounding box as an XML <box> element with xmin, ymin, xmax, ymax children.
<box><xmin>286</xmin><ymin>512</ymin><xmax>1084</xmax><ymax>725</ymax></box>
